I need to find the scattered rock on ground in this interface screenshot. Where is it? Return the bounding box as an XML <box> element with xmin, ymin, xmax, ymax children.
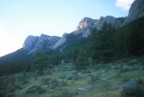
<box><xmin>122</xmin><ymin>65</ymin><xmax>133</xmax><ymax>72</ymax></box>
<box><xmin>78</xmin><ymin>85</ymin><xmax>94</xmax><ymax>91</ymax></box>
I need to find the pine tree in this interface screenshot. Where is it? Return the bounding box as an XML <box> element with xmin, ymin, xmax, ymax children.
<box><xmin>31</xmin><ymin>51</ymin><xmax>49</xmax><ymax>75</ymax></box>
<box><xmin>90</xmin><ymin>23</ymin><xmax>116</xmax><ymax>63</ymax></box>
<box><xmin>76</xmin><ymin>49</ymin><xmax>88</xmax><ymax>70</ymax></box>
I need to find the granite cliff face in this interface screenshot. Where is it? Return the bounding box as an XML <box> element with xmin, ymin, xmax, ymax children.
<box><xmin>94</xmin><ymin>16</ymin><xmax>125</xmax><ymax>29</ymax></box>
<box><xmin>23</xmin><ymin>34</ymin><xmax>60</xmax><ymax>54</ymax></box>
<box><xmin>125</xmin><ymin>0</ymin><xmax>144</xmax><ymax>23</ymax></box>
<box><xmin>73</xmin><ymin>16</ymin><xmax>125</xmax><ymax>38</ymax></box>
<box><xmin>23</xmin><ymin>35</ymin><xmax>39</xmax><ymax>51</ymax></box>
<box><xmin>52</xmin><ymin>33</ymin><xmax>68</xmax><ymax>49</ymax></box>
<box><xmin>76</xmin><ymin>17</ymin><xmax>96</xmax><ymax>30</ymax></box>
<box><xmin>74</xmin><ymin>17</ymin><xmax>96</xmax><ymax>37</ymax></box>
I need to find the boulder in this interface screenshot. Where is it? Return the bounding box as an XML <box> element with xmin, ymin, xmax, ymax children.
<box><xmin>119</xmin><ymin>79</ymin><xmax>144</xmax><ymax>97</ymax></box>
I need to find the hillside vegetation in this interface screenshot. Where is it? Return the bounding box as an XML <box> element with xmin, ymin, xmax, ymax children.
<box><xmin>0</xmin><ymin>57</ymin><xmax>144</xmax><ymax>97</ymax></box>
<box><xmin>0</xmin><ymin>14</ymin><xmax>144</xmax><ymax>97</ymax></box>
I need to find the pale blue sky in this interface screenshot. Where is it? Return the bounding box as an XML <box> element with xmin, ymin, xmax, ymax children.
<box><xmin>0</xmin><ymin>0</ymin><xmax>134</xmax><ymax>56</ymax></box>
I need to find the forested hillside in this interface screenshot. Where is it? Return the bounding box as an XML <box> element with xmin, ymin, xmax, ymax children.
<box><xmin>0</xmin><ymin>16</ymin><xmax>144</xmax><ymax>75</ymax></box>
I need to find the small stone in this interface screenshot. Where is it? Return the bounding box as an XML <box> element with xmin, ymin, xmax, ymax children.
<box><xmin>78</xmin><ymin>85</ymin><xmax>94</xmax><ymax>91</ymax></box>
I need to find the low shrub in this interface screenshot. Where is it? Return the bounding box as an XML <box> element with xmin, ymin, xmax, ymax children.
<box><xmin>51</xmin><ymin>90</ymin><xmax>78</xmax><ymax>97</ymax></box>
<box><xmin>89</xmin><ymin>75</ymin><xmax>100</xmax><ymax>84</ymax></box>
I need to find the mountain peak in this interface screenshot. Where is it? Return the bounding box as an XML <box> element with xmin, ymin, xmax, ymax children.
<box><xmin>76</xmin><ymin>17</ymin><xmax>96</xmax><ymax>31</ymax></box>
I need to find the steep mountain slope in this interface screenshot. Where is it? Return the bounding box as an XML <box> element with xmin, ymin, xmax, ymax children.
<box><xmin>53</xmin><ymin>16</ymin><xmax>125</xmax><ymax>49</ymax></box>
<box><xmin>52</xmin><ymin>33</ymin><xmax>68</xmax><ymax>49</ymax></box>
<box><xmin>0</xmin><ymin>49</ymin><xmax>31</xmax><ymax>75</ymax></box>
<box><xmin>0</xmin><ymin>34</ymin><xmax>60</xmax><ymax>75</ymax></box>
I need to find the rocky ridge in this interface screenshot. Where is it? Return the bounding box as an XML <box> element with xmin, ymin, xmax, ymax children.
<box><xmin>22</xmin><ymin>0</ymin><xmax>144</xmax><ymax>53</ymax></box>
<box><xmin>23</xmin><ymin>34</ymin><xmax>60</xmax><ymax>54</ymax></box>
<box><xmin>74</xmin><ymin>16</ymin><xmax>125</xmax><ymax>37</ymax></box>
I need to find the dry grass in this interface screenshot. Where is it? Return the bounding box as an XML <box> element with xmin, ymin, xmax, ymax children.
<box><xmin>2</xmin><ymin>59</ymin><xmax>144</xmax><ymax>97</ymax></box>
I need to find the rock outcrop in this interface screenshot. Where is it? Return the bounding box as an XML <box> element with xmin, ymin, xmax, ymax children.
<box><xmin>23</xmin><ymin>35</ymin><xmax>39</xmax><ymax>51</ymax></box>
<box><xmin>125</xmin><ymin>0</ymin><xmax>144</xmax><ymax>23</ymax></box>
<box><xmin>94</xmin><ymin>16</ymin><xmax>125</xmax><ymax>29</ymax></box>
<box><xmin>52</xmin><ymin>33</ymin><xmax>68</xmax><ymax>49</ymax></box>
<box><xmin>72</xmin><ymin>16</ymin><xmax>125</xmax><ymax>38</ymax></box>
<box><xmin>76</xmin><ymin>17</ymin><xmax>96</xmax><ymax>31</ymax></box>
<box><xmin>23</xmin><ymin>34</ymin><xmax>60</xmax><ymax>54</ymax></box>
<box><xmin>72</xmin><ymin>17</ymin><xmax>96</xmax><ymax>38</ymax></box>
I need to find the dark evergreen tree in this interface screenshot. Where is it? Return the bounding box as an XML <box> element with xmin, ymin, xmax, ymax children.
<box><xmin>76</xmin><ymin>49</ymin><xmax>88</xmax><ymax>70</ymax></box>
<box><xmin>118</xmin><ymin>17</ymin><xmax>144</xmax><ymax>57</ymax></box>
<box><xmin>90</xmin><ymin>23</ymin><xmax>116</xmax><ymax>63</ymax></box>
<box><xmin>31</xmin><ymin>51</ymin><xmax>49</xmax><ymax>75</ymax></box>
